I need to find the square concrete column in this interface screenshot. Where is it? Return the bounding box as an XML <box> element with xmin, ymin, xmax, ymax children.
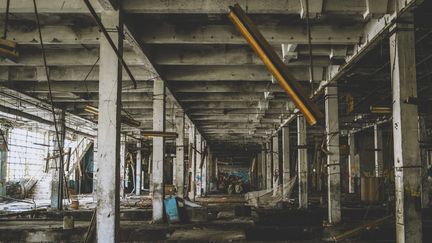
<box><xmin>93</xmin><ymin>136</ymin><xmax>98</xmax><ymax>194</ymax></box>
<box><xmin>51</xmin><ymin>109</ymin><xmax>65</xmax><ymax>210</ymax></box>
<box><xmin>175</xmin><ymin>111</ymin><xmax>185</xmax><ymax>198</ymax></box>
<box><xmin>195</xmin><ymin>133</ymin><xmax>202</xmax><ymax>197</ymax></box>
<box><xmin>390</xmin><ymin>20</ymin><xmax>422</xmax><ymax>242</ymax></box>
<box><xmin>297</xmin><ymin>116</ymin><xmax>308</xmax><ymax>208</ymax></box>
<box><xmin>420</xmin><ymin>114</ymin><xmax>432</xmax><ymax>208</ymax></box>
<box><xmin>0</xmin><ymin>128</ymin><xmax>8</xmax><ymax>200</ymax></box>
<box><xmin>96</xmin><ymin>10</ymin><xmax>123</xmax><ymax>243</ymax></box>
<box><xmin>266</xmin><ymin>141</ymin><xmax>272</xmax><ymax>190</ymax></box>
<box><xmin>188</xmin><ymin>125</ymin><xmax>196</xmax><ymax>200</ymax></box>
<box><xmin>373</xmin><ymin>124</ymin><xmax>384</xmax><ymax>177</ymax></box>
<box><xmin>272</xmin><ymin>135</ymin><xmax>279</xmax><ymax>194</ymax></box>
<box><xmin>202</xmin><ymin>141</ymin><xmax>208</xmax><ymax>196</ymax></box>
<box><xmin>282</xmin><ymin>126</ymin><xmax>290</xmax><ymax>195</ymax></box>
<box><xmin>135</xmin><ymin>141</ymin><xmax>142</xmax><ymax>195</ymax></box>
<box><xmin>348</xmin><ymin>132</ymin><xmax>356</xmax><ymax>193</ymax></box>
<box><xmin>152</xmin><ymin>78</ymin><xmax>166</xmax><ymax>222</ymax></box>
<box><xmin>325</xmin><ymin>85</ymin><xmax>341</xmax><ymax>224</ymax></box>
<box><xmin>120</xmin><ymin>134</ymin><xmax>126</xmax><ymax>198</ymax></box>
<box><xmin>261</xmin><ymin>146</ymin><xmax>266</xmax><ymax>190</ymax></box>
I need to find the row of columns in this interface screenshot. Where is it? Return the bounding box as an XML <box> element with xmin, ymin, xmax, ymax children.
<box><xmin>91</xmin><ymin>8</ymin><xmax>423</xmax><ymax>243</ymax></box>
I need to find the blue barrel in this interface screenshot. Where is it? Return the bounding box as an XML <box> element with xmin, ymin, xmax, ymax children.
<box><xmin>164</xmin><ymin>197</ymin><xmax>180</xmax><ymax>223</ymax></box>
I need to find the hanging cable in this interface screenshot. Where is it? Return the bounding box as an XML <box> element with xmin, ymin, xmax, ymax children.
<box><xmin>33</xmin><ymin>0</ymin><xmax>65</xmax><ymax>199</ymax></box>
<box><xmin>305</xmin><ymin>0</ymin><xmax>315</xmax><ymax>95</ymax></box>
<box><xmin>2</xmin><ymin>0</ymin><xmax>10</xmax><ymax>39</ymax></box>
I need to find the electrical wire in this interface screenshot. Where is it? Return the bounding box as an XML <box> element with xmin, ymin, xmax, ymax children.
<box><xmin>33</xmin><ymin>0</ymin><xmax>65</xmax><ymax>207</ymax></box>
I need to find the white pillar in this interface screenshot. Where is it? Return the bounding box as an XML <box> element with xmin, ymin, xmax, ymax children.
<box><xmin>373</xmin><ymin>125</ymin><xmax>384</xmax><ymax>177</ymax></box>
<box><xmin>188</xmin><ymin>125</ymin><xmax>196</xmax><ymax>200</ymax></box>
<box><xmin>261</xmin><ymin>146</ymin><xmax>266</xmax><ymax>190</ymax></box>
<box><xmin>325</xmin><ymin>85</ymin><xmax>341</xmax><ymax>224</ymax></box>
<box><xmin>96</xmin><ymin>10</ymin><xmax>122</xmax><ymax>243</ymax></box>
<box><xmin>282</xmin><ymin>126</ymin><xmax>290</xmax><ymax>191</ymax></box>
<box><xmin>175</xmin><ymin>112</ymin><xmax>185</xmax><ymax>198</ymax></box>
<box><xmin>390</xmin><ymin>20</ymin><xmax>422</xmax><ymax>242</ymax></box>
<box><xmin>135</xmin><ymin>141</ymin><xmax>142</xmax><ymax>195</ymax></box>
<box><xmin>195</xmin><ymin>133</ymin><xmax>202</xmax><ymax>197</ymax></box>
<box><xmin>348</xmin><ymin>132</ymin><xmax>355</xmax><ymax>193</ymax></box>
<box><xmin>202</xmin><ymin>141</ymin><xmax>208</xmax><ymax>196</ymax></box>
<box><xmin>120</xmin><ymin>134</ymin><xmax>126</xmax><ymax>198</ymax></box>
<box><xmin>266</xmin><ymin>142</ymin><xmax>272</xmax><ymax>190</ymax></box>
<box><xmin>272</xmin><ymin>135</ymin><xmax>279</xmax><ymax>194</ymax></box>
<box><xmin>0</xmin><ymin>128</ymin><xmax>8</xmax><ymax>199</ymax></box>
<box><xmin>297</xmin><ymin>116</ymin><xmax>308</xmax><ymax>208</ymax></box>
<box><xmin>152</xmin><ymin>77</ymin><xmax>166</xmax><ymax>222</ymax></box>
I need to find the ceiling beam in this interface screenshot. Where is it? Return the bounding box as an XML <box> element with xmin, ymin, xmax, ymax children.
<box><xmin>139</xmin><ymin>24</ymin><xmax>362</xmax><ymax>45</ymax></box>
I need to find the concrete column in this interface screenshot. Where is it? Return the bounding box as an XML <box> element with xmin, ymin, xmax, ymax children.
<box><xmin>282</xmin><ymin>126</ymin><xmax>290</xmax><ymax>191</ymax></box>
<box><xmin>266</xmin><ymin>142</ymin><xmax>272</xmax><ymax>190</ymax></box>
<box><xmin>135</xmin><ymin>141</ymin><xmax>142</xmax><ymax>195</ymax></box>
<box><xmin>195</xmin><ymin>133</ymin><xmax>202</xmax><ymax>197</ymax></box>
<box><xmin>0</xmin><ymin>128</ymin><xmax>8</xmax><ymax>200</ymax></box>
<box><xmin>325</xmin><ymin>86</ymin><xmax>341</xmax><ymax>224</ymax></box>
<box><xmin>202</xmin><ymin>141</ymin><xmax>208</xmax><ymax>196</ymax></box>
<box><xmin>261</xmin><ymin>147</ymin><xmax>266</xmax><ymax>189</ymax></box>
<box><xmin>297</xmin><ymin>116</ymin><xmax>308</xmax><ymax>208</ymax></box>
<box><xmin>152</xmin><ymin>78</ymin><xmax>166</xmax><ymax>222</ymax></box>
<box><xmin>390</xmin><ymin>20</ymin><xmax>422</xmax><ymax>242</ymax></box>
<box><xmin>420</xmin><ymin>114</ymin><xmax>432</xmax><ymax>208</ymax></box>
<box><xmin>120</xmin><ymin>134</ymin><xmax>126</xmax><ymax>198</ymax></box>
<box><xmin>188</xmin><ymin>125</ymin><xmax>196</xmax><ymax>200</ymax></box>
<box><xmin>96</xmin><ymin>10</ymin><xmax>122</xmax><ymax>243</ymax></box>
<box><xmin>93</xmin><ymin>136</ymin><xmax>98</xmax><ymax>194</ymax></box>
<box><xmin>51</xmin><ymin>109</ymin><xmax>65</xmax><ymax>210</ymax></box>
<box><xmin>348</xmin><ymin>132</ymin><xmax>355</xmax><ymax>193</ymax></box>
<box><xmin>175</xmin><ymin>112</ymin><xmax>185</xmax><ymax>198</ymax></box>
<box><xmin>373</xmin><ymin>125</ymin><xmax>384</xmax><ymax>177</ymax></box>
<box><xmin>272</xmin><ymin>135</ymin><xmax>279</xmax><ymax>193</ymax></box>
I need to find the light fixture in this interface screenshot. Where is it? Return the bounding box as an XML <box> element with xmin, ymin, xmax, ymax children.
<box><xmin>370</xmin><ymin>106</ymin><xmax>392</xmax><ymax>114</ymax></box>
<box><xmin>84</xmin><ymin>105</ymin><xmax>142</xmax><ymax>127</ymax></box>
<box><xmin>228</xmin><ymin>4</ymin><xmax>323</xmax><ymax>126</ymax></box>
<box><xmin>142</xmin><ymin>131</ymin><xmax>178</xmax><ymax>138</ymax></box>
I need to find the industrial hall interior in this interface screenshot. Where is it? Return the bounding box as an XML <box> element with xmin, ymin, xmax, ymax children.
<box><xmin>0</xmin><ymin>0</ymin><xmax>432</xmax><ymax>242</ymax></box>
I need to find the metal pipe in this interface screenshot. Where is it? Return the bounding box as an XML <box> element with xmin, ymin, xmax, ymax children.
<box><xmin>228</xmin><ymin>4</ymin><xmax>323</xmax><ymax>126</ymax></box>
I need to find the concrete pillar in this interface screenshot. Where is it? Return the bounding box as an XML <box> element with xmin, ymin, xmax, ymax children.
<box><xmin>373</xmin><ymin>125</ymin><xmax>384</xmax><ymax>177</ymax></box>
<box><xmin>390</xmin><ymin>20</ymin><xmax>422</xmax><ymax>242</ymax></box>
<box><xmin>188</xmin><ymin>125</ymin><xmax>196</xmax><ymax>200</ymax></box>
<box><xmin>195</xmin><ymin>133</ymin><xmax>202</xmax><ymax>197</ymax></box>
<box><xmin>0</xmin><ymin>128</ymin><xmax>8</xmax><ymax>200</ymax></box>
<box><xmin>202</xmin><ymin>141</ymin><xmax>208</xmax><ymax>196</ymax></box>
<box><xmin>261</xmin><ymin>147</ymin><xmax>266</xmax><ymax>189</ymax></box>
<box><xmin>175</xmin><ymin>112</ymin><xmax>185</xmax><ymax>198</ymax></box>
<box><xmin>297</xmin><ymin>116</ymin><xmax>308</xmax><ymax>208</ymax></box>
<box><xmin>152</xmin><ymin>78</ymin><xmax>166</xmax><ymax>222</ymax></box>
<box><xmin>282</xmin><ymin>126</ymin><xmax>290</xmax><ymax>191</ymax></box>
<box><xmin>348</xmin><ymin>132</ymin><xmax>355</xmax><ymax>193</ymax></box>
<box><xmin>120</xmin><ymin>134</ymin><xmax>126</xmax><ymax>198</ymax></box>
<box><xmin>135</xmin><ymin>141</ymin><xmax>142</xmax><ymax>195</ymax></box>
<box><xmin>272</xmin><ymin>135</ymin><xmax>279</xmax><ymax>193</ymax></box>
<box><xmin>420</xmin><ymin>114</ymin><xmax>432</xmax><ymax>208</ymax></box>
<box><xmin>266</xmin><ymin>142</ymin><xmax>272</xmax><ymax>190</ymax></box>
<box><xmin>51</xmin><ymin>109</ymin><xmax>65</xmax><ymax>210</ymax></box>
<box><xmin>93</xmin><ymin>136</ymin><xmax>98</xmax><ymax>194</ymax></box>
<box><xmin>96</xmin><ymin>10</ymin><xmax>122</xmax><ymax>243</ymax></box>
<box><xmin>325</xmin><ymin>85</ymin><xmax>341</xmax><ymax>224</ymax></box>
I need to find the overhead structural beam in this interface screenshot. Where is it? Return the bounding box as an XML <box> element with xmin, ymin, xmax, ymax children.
<box><xmin>228</xmin><ymin>4</ymin><xmax>323</xmax><ymax>126</ymax></box>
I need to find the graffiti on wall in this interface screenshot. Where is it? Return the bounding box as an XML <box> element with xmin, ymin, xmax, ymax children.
<box><xmin>218</xmin><ymin>166</ymin><xmax>250</xmax><ymax>193</ymax></box>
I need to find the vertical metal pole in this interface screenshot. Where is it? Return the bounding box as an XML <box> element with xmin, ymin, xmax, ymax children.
<box><xmin>135</xmin><ymin>141</ymin><xmax>142</xmax><ymax>196</ymax></box>
<box><xmin>175</xmin><ymin>111</ymin><xmax>185</xmax><ymax>198</ymax></box>
<box><xmin>298</xmin><ymin>115</ymin><xmax>308</xmax><ymax>208</ymax></box>
<box><xmin>374</xmin><ymin>124</ymin><xmax>384</xmax><ymax>177</ymax></box>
